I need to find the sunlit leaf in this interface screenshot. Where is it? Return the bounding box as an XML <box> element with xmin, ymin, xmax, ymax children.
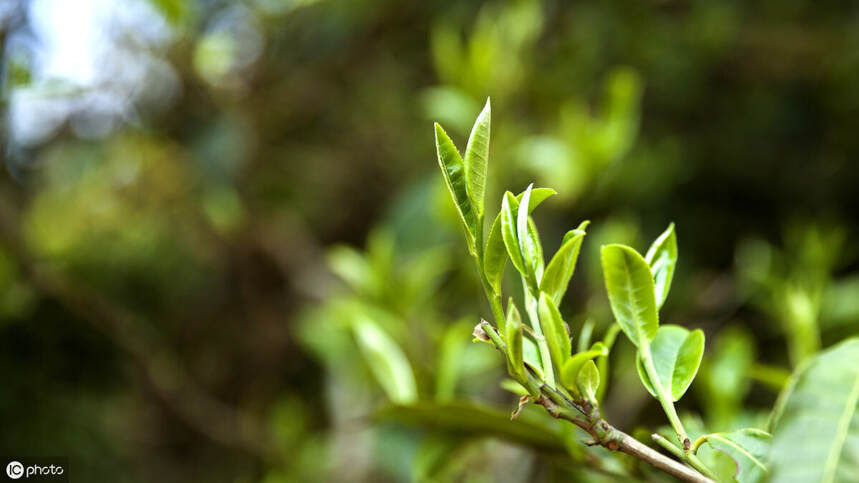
<box><xmin>601</xmin><ymin>244</ymin><xmax>658</xmax><ymax>347</ymax></box>
<box><xmin>645</xmin><ymin>223</ymin><xmax>677</xmax><ymax>309</ymax></box>
<box><xmin>698</xmin><ymin>429</ymin><xmax>772</xmax><ymax>483</ymax></box>
<box><xmin>537</xmin><ymin>292</ymin><xmax>571</xmax><ymax>372</ymax></box>
<box><xmin>353</xmin><ymin>317</ymin><xmax>418</xmax><ymax>404</ymax></box>
<box><xmin>484</xmin><ymin>188</ymin><xmax>556</xmax><ymax>294</ymax></box>
<box><xmin>636</xmin><ymin>325</ymin><xmax>704</xmax><ymax>401</ymax></box>
<box><xmin>501</xmin><ymin>192</ymin><xmax>527</xmax><ymax>277</ymax></box>
<box><xmin>769</xmin><ymin>337</ymin><xmax>859</xmax><ymax>483</ymax></box>
<box><xmin>435</xmin><ymin>123</ymin><xmax>477</xmax><ymax>251</ymax></box>
<box><xmin>517</xmin><ymin>184</ymin><xmax>542</xmax><ymax>289</ymax></box>
<box><xmin>540</xmin><ymin>223</ymin><xmax>588</xmax><ymax>305</ymax></box>
<box><xmin>464</xmin><ymin>98</ymin><xmax>490</xmax><ymax>218</ymax></box>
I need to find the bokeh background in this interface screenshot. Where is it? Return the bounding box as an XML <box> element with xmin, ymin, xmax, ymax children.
<box><xmin>1</xmin><ymin>0</ymin><xmax>858</xmax><ymax>481</ymax></box>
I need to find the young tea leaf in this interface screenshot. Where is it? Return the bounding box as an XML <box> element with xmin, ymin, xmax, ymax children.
<box><xmin>540</xmin><ymin>226</ymin><xmax>587</xmax><ymax>305</ymax></box>
<box><xmin>501</xmin><ymin>192</ymin><xmax>527</xmax><ymax>278</ymax></box>
<box><xmin>560</xmin><ymin>343</ymin><xmax>607</xmax><ymax>394</ymax></box>
<box><xmin>435</xmin><ymin>123</ymin><xmax>477</xmax><ymax>250</ymax></box>
<box><xmin>517</xmin><ymin>184</ymin><xmax>542</xmax><ymax>289</ymax></box>
<box><xmin>635</xmin><ymin>325</ymin><xmax>704</xmax><ymax>401</ymax></box>
<box><xmin>484</xmin><ymin>188</ymin><xmax>556</xmax><ymax>293</ymax></box>
<box><xmin>505</xmin><ymin>302</ymin><xmax>525</xmax><ymax>378</ymax></box>
<box><xmin>601</xmin><ymin>244</ymin><xmax>659</xmax><ymax>347</ymax></box>
<box><xmin>537</xmin><ymin>293</ymin><xmax>572</xmax><ymax>372</ymax></box>
<box><xmin>464</xmin><ymin>98</ymin><xmax>490</xmax><ymax>218</ymax></box>
<box><xmin>353</xmin><ymin>317</ymin><xmax>418</xmax><ymax>404</ymax></box>
<box><xmin>698</xmin><ymin>428</ymin><xmax>772</xmax><ymax>483</ymax></box>
<box><xmin>577</xmin><ymin>360</ymin><xmax>600</xmax><ymax>403</ymax></box>
<box><xmin>645</xmin><ymin>223</ymin><xmax>677</xmax><ymax>309</ymax></box>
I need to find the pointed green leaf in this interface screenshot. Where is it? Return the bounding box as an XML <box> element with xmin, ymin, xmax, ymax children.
<box><xmin>464</xmin><ymin>98</ymin><xmax>490</xmax><ymax>217</ymax></box>
<box><xmin>484</xmin><ymin>188</ymin><xmax>556</xmax><ymax>294</ymax></box>
<box><xmin>645</xmin><ymin>223</ymin><xmax>677</xmax><ymax>309</ymax></box>
<box><xmin>527</xmin><ymin>217</ymin><xmax>545</xmax><ymax>282</ymax></box>
<box><xmin>353</xmin><ymin>317</ymin><xmax>418</xmax><ymax>404</ymax></box>
<box><xmin>517</xmin><ymin>184</ymin><xmax>542</xmax><ymax>288</ymax></box>
<box><xmin>560</xmin><ymin>343</ymin><xmax>607</xmax><ymax>393</ymax></box>
<box><xmin>636</xmin><ymin>325</ymin><xmax>704</xmax><ymax>401</ymax></box>
<box><xmin>601</xmin><ymin>244</ymin><xmax>659</xmax><ymax>347</ymax></box>
<box><xmin>537</xmin><ymin>293</ymin><xmax>571</xmax><ymax>372</ymax></box>
<box><xmin>435</xmin><ymin>123</ymin><xmax>477</xmax><ymax>250</ymax></box>
<box><xmin>501</xmin><ymin>192</ymin><xmax>527</xmax><ymax>278</ymax></box>
<box><xmin>505</xmin><ymin>302</ymin><xmax>525</xmax><ymax>378</ymax></box>
<box><xmin>699</xmin><ymin>429</ymin><xmax>772</xmax><ymax>483</ymax></box>
<box><xmin>540</xmin><ymin>225</ymin><xmax>587</xmax><ymax>305</ymax></box>
<box><xmin>577</xmin><ymin>360</ymin><xmax>600</xmax><ymax>403</ymax></box>
<box><xmin>769</xmin><ymin>337</ymin><xmax>859</xmax><ymax>483</ymax></box>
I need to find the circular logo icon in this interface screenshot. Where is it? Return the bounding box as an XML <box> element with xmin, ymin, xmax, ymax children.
<box><xmin>6</xmin><ymin>461</ymin><xmax>24</xmax><ymax>479</ymax></box>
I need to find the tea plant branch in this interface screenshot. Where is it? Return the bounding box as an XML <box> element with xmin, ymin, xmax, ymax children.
<box><xmin>480</xmin><ymin>322</ymin><xmax>714</xmax><ymax>483</ymax></box>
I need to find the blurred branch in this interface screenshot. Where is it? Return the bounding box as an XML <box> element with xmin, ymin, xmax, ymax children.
<box><xmin>0</xmin><ymin>192</ymin><xmax>276</xmax><ymax>459</ymax></box>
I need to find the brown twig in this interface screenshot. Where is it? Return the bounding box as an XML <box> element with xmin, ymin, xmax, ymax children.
<box><xmin>480</xmin><ymin>322</ymin><xmax>714</xmax><ymax>483</ymax></box>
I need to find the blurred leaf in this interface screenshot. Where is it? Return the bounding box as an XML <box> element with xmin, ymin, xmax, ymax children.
<box><xmin>420</xmin><ymin>87</ymin><xmax>480</xmax><ymax>133</ymax></box>
<box><xmin>505</xmin><ymin>302</ymin><xmax>525</xmax><ymax>378</ymax></box>
<box><xmin>435</xmin><ymin>322</ymin><xmax>468</xmax><ymax>403</ymax></box>
<box><xmin>484</xmin><ymin>188</ymin><xmax>555</xmax><ymax>294</ymax></box>
<box><xmin>697</xmin><ymin>429</ymin><xmax>772</xmax><ymax>483</ymax></box>
<box><xmin>597</xmin><ymin>324</ymin><xmax>622</xmax><ymax>401</ymax></box>
<box><xmin>540</xmin><ymin>223</ymin><xmax>587</xmax><ymax>306</ymax></box>
<box><xmin>769</xmin><ymin>338</ymin><xmax>859</xmax><ymax>483</ymax></box>
<box><xmin>412</xmin><ymin>434</ymin><xmax>465</xmax><ymax>483</ymax></box>
<box><xmin>699</xmin><ymin>327</ymin><xmax>756</xmax><ymax>429</ymax></box>
<box><xmin>821</xmin><ymin>275</ymin><xmax>859</xmax><ymax>330</ymax></box>
<box><xmin>434</xmin><ymin>123</ymin><xmax>477</xmax><ymax>251</ymax></box>
<box><xmin>463</xmin><ymin>98</ymin><xmax>490</xmax><ymax>218</ymax></box>
<box><xmin>327</xmin><ymin>246</ymin><xmax>373</xmax><ymax>294</ymax></box>
<box><xmin>537</xmin><ymin>293</ymin><xmax>571</xmax><ymax>372</ymax></box>
<box><xmin>577</xmin><ymin>318</ymin><xmax>595</xmax><ymax>354</ymax></box>
<box><xmin>353</xmin><ymin>317</ymin><xmax>418</xmax><ymax>404</ymax></box>
<box><xmin>636</xmin><ymin>325</ymin><xmax>704</xmax><ymax>401</ymax></box>
<box><xmin>376</xmin><ymin>401</ymin><xmax>565</xmax><ymax>453</ymax></box>
<box><xmin>645</xmin><ymin>223</ymin><xmax>677</xmax><ymax>309</ymax></box>
<box><xmin>601</xmin><ymin>244</ymin><xmax>658</xmax><ymax>347</ymax></box>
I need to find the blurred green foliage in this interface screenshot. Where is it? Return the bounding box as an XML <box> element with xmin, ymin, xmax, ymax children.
<box><xmin>1</xmin><ymin>0</ymin><xmax>859</xmax><ymax>481</ymax></box>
